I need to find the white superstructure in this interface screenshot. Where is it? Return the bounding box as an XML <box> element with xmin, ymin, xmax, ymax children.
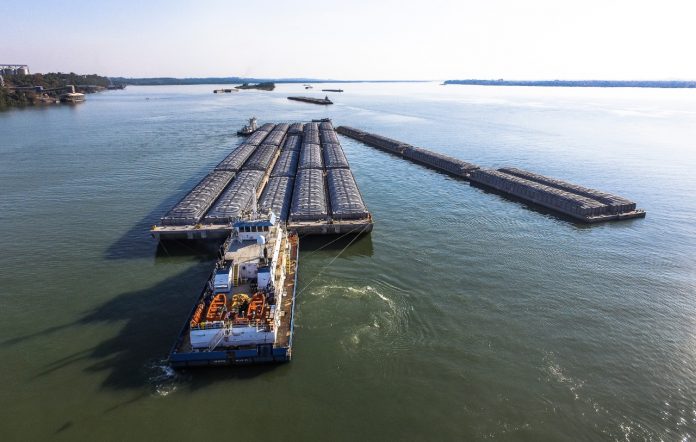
<box><xmin>188</xmin><ymin>212</ymin><xmax>290</xmax><ymax>350</ymax></box>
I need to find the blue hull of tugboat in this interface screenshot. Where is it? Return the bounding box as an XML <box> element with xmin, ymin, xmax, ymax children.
<box><xmin>169</xmin><ymin>345</ymin><xmax>290</xmax><ymax>368</ymax></box>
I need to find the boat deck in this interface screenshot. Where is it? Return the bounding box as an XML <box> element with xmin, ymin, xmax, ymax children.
<box><xmin>169</xmin><ymin>231</ymin><xmax>299</xmax><ymax>366</ymax></box>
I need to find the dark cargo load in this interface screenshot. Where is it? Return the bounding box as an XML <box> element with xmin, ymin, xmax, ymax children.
<box><xmin>282</xmin><ymin>135</ymin><xmax>302</xmax><ymax>151</ymax></box>
<box><xmin>215</xmin><ymin>143</ymin><xmax>259</xmax><ymax>172</ymax></box>
<box><xmin>160</xmin><ymin>170</ymin><xmax>236</xmax><ymax>226</ymax></box>
<box><xmin>303</xmin><ymin>130</ymin><xmax>320</xmax><ymax>146</ymax></box>
<box><xmin>320</xmin><ymin>129</ymin><xmax>340</xmax><ymax>145</ymax></box>
<box><xmin>298</xmin><ymin>143</ymin><xmax>324</xmax><ymax>169</ymax></box>
<box><xmin>336</xmin><ymin>126</ymin><xmax>411</xmax><ymax>154</ymax></box>
<box><xmin>305</xmin><ymin>122</ymin><xmax>319</xmax><ymax>132</ymax></box>
<box><xmin>259</xmin><ymin>176</ymin><xmax>294</xmax><ymax>221</ymax></box>
<box><xmin>257</xmin><ymin>123</ymin><xmax>275</xmax><ymax>132</ymax></box>
<box><xmin>303</xmin><ymin>123</ymin><xmax>320</xmax><ymax>145</ymax></box>
<box><xmin>290</xmin><ymin>169</ymin><xmax>327</xmax><ymax>222</ymax></box>
<box><xmin>242</xmin><ymin>143</ymin><xmax>279</xmax><ymax>171</ymax></box>
<box><xmin>273</xmin><ymin>123</ymin><xmax>290</xmax><ymax>133</ymax></box>
<box><xmin>402</xmin><ymin>146</ymin><xmax>479</xmax><ymax>177</ymax></box>
<box><xmin>322</xmin><ymin>142</ymin><xmax>350</xmax><ymax>169</ymax></box>
<box><xmin>262</xmin><ymin>130</ymin><xmax>286</xmax><ymax>147</ymax></box>
<box><xmin>326</xmin><ymin>168</ymin><xmax>369</xmax><ymax>220</ymax></box>
<box><xmin>271</xmin><ymin>148</ymin><xmax>299</xmax><ymax>177</ymax></box>
<box><xmin>469</xmin><ymin>169</ymin><xmax>609</xmax><ymax>217</ymax></box>
<box><xmin>498</xmin><ymin>167</ymin><xmax>636</xmax><ymax>213</ymax></box>
<box><xmin>288</xmin><ymin>122</ymin><xmax>304</xmax><ymax>135</ymax></box>
<box><xmin>246</xmin><ymin>128</ymin><xmax>271</xmax><ymax>146</ymax></box>
<box><xmin>203</xmin><ymin>170</ymin><xmax>265</xmax><ymax>223</ymax></box>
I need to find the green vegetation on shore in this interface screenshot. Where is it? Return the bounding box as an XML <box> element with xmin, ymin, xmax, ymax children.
<box><xmin>235</xmin><ymin>82</ymin><xmax>275</xmax><ymax>91</ymax></box>
<box><xmin>109</xmin><ymin>76</ymin><xmax>428</xmax><ymax>86</ymax></box>
<box><xmin>0</xmin><ymin>72</ymin><xmax>112</xmax><ymax>109</ymax></box>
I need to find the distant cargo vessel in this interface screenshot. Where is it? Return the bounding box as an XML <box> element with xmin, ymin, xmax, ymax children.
<box><xmin>287</xmin><ymin>96</ymin><xmax>333</xmax><ymax>105</ymax></box>
<box><xmin>169</xmin><ymin>211</ymin><xmax>299</xmax><ymax>367</ymax></box>
<box><xmin>322</xmin><ymin>89</ymin><xmax>343</xmax><ymax>92</ymax></box>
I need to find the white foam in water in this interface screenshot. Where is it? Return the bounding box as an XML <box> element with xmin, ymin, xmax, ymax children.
<box><xmin>542</xmin><ymin>352</ymin><xmax>585</xmax><ymax>400</ymax></box>
<box><xmin>147</xmin><ymin>360</ymin><xmax>181</xmax><ymax>397</ymax></box>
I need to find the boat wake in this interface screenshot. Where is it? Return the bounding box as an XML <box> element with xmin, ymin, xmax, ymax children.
<box><xmin>542</xmin><ymin>352</ymin><xmax>586</xmax><ymax>400</ymax></box>
<box><xmin>310</xmin><ymin>282</ymin><xmax>412</xmax><ymax>355</ymax></box>
<box><xmin>147</xmin><ymin>360</ymin><xmax>184</xmax><ymax>397</ymax></box>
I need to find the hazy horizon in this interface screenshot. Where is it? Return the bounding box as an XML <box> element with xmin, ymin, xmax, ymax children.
<box><xmin>4</xmin><ymin>0</ymin><xmax>696</xmax><ymax>81</ymax></box>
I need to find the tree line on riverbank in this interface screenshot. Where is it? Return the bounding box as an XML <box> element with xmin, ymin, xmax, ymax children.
<box><xmin>0</xmin><ymin>72</ymin><xmax>111</xmax><ymax>109</ymax></box>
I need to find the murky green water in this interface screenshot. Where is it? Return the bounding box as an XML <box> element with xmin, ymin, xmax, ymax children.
<box><xmin>1</xmin><ymin>83</ymin><xmax>695</xmax><ymax>440</ymax></box>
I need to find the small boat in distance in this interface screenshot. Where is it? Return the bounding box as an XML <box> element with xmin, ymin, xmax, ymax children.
<box><xmin>60</xmin><ymin>92</ymin><xmax>85</xmax><ymax>103</ymax></box>
<box><xmin>237</xmin><ymin>117</ymin><xmax>258</xmax><ymax>136</ymax></box>
<box><xmin>304</xmin><ymin>85</ymin><xmax>313</xmax><ymax>89</ymax></box>
<box><xmin>322</xmin><ymin>89</ymin><xmax>343</xmax><ymax>92</ymax></box>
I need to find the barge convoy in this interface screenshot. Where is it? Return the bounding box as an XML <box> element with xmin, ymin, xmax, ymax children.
<box><xmin>169</xmin><ymin>212</ymin><xmax>300</xmax><ymax>367</ymax></box>
<box><xmin>337</xmin><ymin>126</ymin><xmax>644</xmax><ymax>223</ymax></box>
<box><xmin>152</xmin><ymin>120</ymin><xmax>372</xmax><ymax>239</ymax></box>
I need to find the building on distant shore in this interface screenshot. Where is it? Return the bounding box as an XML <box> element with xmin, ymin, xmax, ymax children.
<box><xmin>1</xmin><ymin>64</ymin><xmax>30</xmax><ymax>76</ymax></box>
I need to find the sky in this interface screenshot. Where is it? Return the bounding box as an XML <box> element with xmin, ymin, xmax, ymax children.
<box><xmin>2</xmin><ymin>0</ymin><xmax>695</xmax><ymax>80</ymax></box>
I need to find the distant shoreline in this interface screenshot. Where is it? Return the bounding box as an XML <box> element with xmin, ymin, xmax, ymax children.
<box><xmin>111</xmin><ymin>77</ymin><xmax>430</xmax><ymax>86</ymax></box>
<box><xmin>444</xmin><ymin>79</ymin><xmax>696</xmax><ymax>88</ymax></box>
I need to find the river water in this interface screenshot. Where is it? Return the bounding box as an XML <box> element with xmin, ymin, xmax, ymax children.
<box><xmin>1</xmin><ymin>83</ymin><xmax>695</xmax><ymax>440</ymax></box>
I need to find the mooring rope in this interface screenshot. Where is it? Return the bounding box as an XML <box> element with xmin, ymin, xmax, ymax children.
<box><xmin>295</xmin><ymin>224</ymin><xmax>368</xmax><ymax>297</ymax></box>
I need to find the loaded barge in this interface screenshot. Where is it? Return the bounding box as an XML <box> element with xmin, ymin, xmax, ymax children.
<box><xmin>337</xmin><ymin>125</ymin><xmax>480</xmax><ymax>178</ymax></box>
<box><xmin>287</xmin><ymin>96</ymin><xmax>333</xmax><ymax>105</ymax></box>
<box><xmin>337</xmin><ymin>125</ymin><xmax>644</xmax><ymax>223</ymax></box>
<box><xmin>169</xmin><ymin>212</ymin><xmax>299</xmax><ymax>367</ymax></box>
<box><xmin>469</xmin><ymin>168</ymin><xmax>645</xmax><ymax>222</ymax></box>
<box><xmin>151</xmin><ymin>120</ymin><xmax>372</xmax><ymax>239</ymax></box>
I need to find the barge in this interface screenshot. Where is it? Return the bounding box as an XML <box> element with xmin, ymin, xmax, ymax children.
<box><xmin>151</xmin><ymin>120</ymin><xmax>373</xmax><ymax>239</ymax></box>
<box><xmin>287</xmin><ymin>96</ymin><xmax>333</xmax><ymax>105</ymax></box>
<box><xmin>336</xmin><ymin>125</ymin><xmax>479</xmax><ymax>178</ymax></box>
<box><xmin>169</xmin><ymin>212</ymin><xmax>299</xmax><ymax>367</ymax></box>
<box><xmin>337</xmin><ymin>125</ymin><xmax>644</xmax><ymax>223</ymax></box>
<box><xmin>469</xmin><ymin>168</ymin><xmax>645</xmax><ymax>222</ymax></box>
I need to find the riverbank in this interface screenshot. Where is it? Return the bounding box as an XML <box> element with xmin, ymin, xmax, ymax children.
<box><xmin>0</xmin><ymin>72</ymin><xmax>115</xmax><ymax>109</ymax></box>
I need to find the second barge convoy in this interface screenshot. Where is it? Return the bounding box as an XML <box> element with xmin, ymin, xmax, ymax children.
<box><xmin>337</xmin><ymin>125</ymin><xmax>644</xmax><ymax>223</ymax></box>
<box><xmin>169</xmin><ymin>211</ymin><xmax>299</xmax><ymax>367</ymax></box>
